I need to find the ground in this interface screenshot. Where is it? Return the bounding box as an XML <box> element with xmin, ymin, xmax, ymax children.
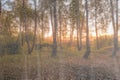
<box><xmin>0</xmin><ymin>47</ymin><xmax>120</xmax><ymax>80</ymax></box>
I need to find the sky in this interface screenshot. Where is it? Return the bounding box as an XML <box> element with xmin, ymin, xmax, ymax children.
<box><xmin>1</xmin><ymin>0</ymin><xmax>120</xmax><ymax>38</ymax></box>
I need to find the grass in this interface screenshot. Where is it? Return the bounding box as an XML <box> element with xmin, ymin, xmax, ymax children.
<box><xmin>0</xmin><ymin>47</ymin><xmax>120</xmax><ymax>80</ymax></box>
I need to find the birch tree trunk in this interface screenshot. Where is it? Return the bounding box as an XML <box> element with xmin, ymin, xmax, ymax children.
<box><xmin>83</xmin><ymin>0</ymin><xmax>91</xmax><ymax>59</ymax></box>
<box><xmin>52</xmin><ymin>0</ymin><xmax>58</xmax><ymax>57</ymax></box>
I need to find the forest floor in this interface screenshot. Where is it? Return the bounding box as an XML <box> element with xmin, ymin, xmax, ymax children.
<box><xmin>0</xmin><ymin>47</ymin><xmax>120</xmax><ymax>80</ymax></box>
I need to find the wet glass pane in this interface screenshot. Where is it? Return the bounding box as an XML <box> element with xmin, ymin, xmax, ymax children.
<box><xmin>0</xmin><ymin>0</ymin><xmax>120</xmax><ymax>80</ymax></box>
